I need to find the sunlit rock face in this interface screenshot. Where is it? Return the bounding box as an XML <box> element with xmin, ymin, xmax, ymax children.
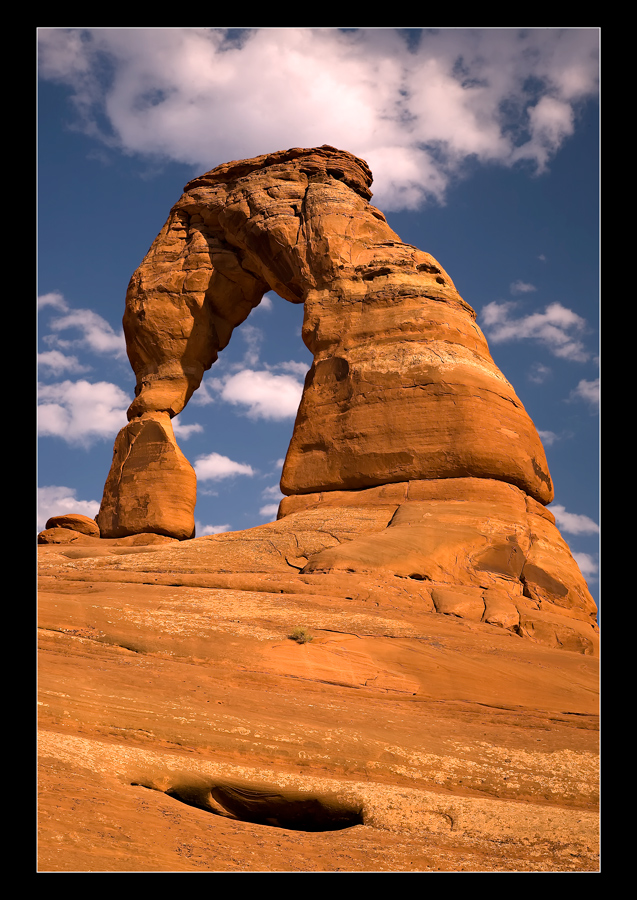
<box><xmin>97</xmin><ymin>145</ymin><xmax>553</xmax><ymax>540</ymax></box>
<box><xmin>97</xmin><ymin>412</ymin><xmax>196</xmax><ymax>541</ymax></box>
<box><xmin>40</xmin><ymin>151</ymin><xmax>598</xmax><ymax>875</ymax></box>
<box><xmin>90</xmin><ymin>145</ymin><xmax>596</xmax><ymax>640</ymax></box>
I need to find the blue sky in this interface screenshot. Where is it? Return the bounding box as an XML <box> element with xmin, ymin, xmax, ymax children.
<box><xmin>37</xmin><ymin>28</ymin><xmax>600</xmax><ymax>606</ymax></box>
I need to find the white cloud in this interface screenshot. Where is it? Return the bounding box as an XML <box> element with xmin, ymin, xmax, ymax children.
<box><xmin>550</xmin><ymin>503</ymin><xmax>599</xmax><ymax>535</ymax></box>
<box><xmin>190</xmin><ymin>293</ymin><xmax>308</xmax><ymax>413</ymax></box>
<box><xmin>37</xmin><ymin>485</ymin><xmax>100</xmax><ymax>533</ymax></box>
<box><xmin>38</xmin><ymin>291</ymin><xmax>68</xmax><ymax>311</ymax></box>
<box><xmin>196</xmin><ymin>521</ymin><xmax>232</xmax><ymax>535</ymax></box>
<box><xmin>513</xmin><ymin>96</ymin><xmax>575</xmax><ymax>170</ymax></box>
<box><xmin>194</xmin><ymin>451</ymin><xmax>255</xmax><ymax>481</ymax></box>
<box><xmin>45</xmin><ymin>308</ymin><xmax>126</xmax><ymax>357</ymax></box>
<box><xmin>510</xmin><ymin>280</ymin><xmax>537</xmax><ymax>294</ymax></box>
<box><xmin>172</xmin><ymin>418</ymin><xmax>203</xmax><ymax>440</ymax></box>
<box><xmin>481</xmin><ymin>300</ymin><xmax>590</xmax><ymax>361</ymax></box>
<box><xmin>254</xmin><ymin>293</ymin><xmax>274</xmax><ymax>312</ymax></box>
<box><xmin>38</xmin><ymin>379</ymin><xmax>130</xmax><ymax>446</ymax></box>
<box><xmin>194</xmin><ymin>356</ymin><xmax>308</xmax><ymax>414</ymax></box>
<box><xmin>212</xmin><ymin>368</ymin><xmax>304</xmax><ymax>420</ymax></box>
<box><xmin>572</xmin><ymin>552</ymin><xmax>598</xmax><ymax>580</ymax></box>
<box><xmin>528</xmin><ymin>362</ymin><xmax>552</xmax><ymax>384</ymax></box>
<box><xmin>262</xmin><ymin>483</ymin><xmax>284</xmax><ymax>499</ymax></box>
<box><xmin>260</xmin><ymin>483</ymin><xmax>284</xmax><ymax>518</ymax></box>
<box><xmin>538</xmin><ymin>429</ymin><xmax>559</xmax><ymax>446</ymax></box>
<box><xmin>235</xmin><ymin>323</ymin><xmax>263</xmax><ymax>369</ymax></box>
<box><xmin>569</xmin><ymin>377</ymin><xmax>599</xmax><ymax>408</ymax></box>
<box><xmin>37</xmin><ymin>28</ymin><xmax>599</xmax><ymax>211</ymax></box>
<box><xmin>274</xmin><ymin>360</ymin><xmax>311</xmax><ymax>378</ymax></box>
<box><xmin>38</xmin><ymin>349</ymin><xmax>90</xmax><ymax>376</ymax></box>
<box><xmin>190</xmin><ymin>380</ymin><xmax>216</xmax><ymax>406</ymax></box>
<box><xmin>39</xmin><ymin>292</ymin><xmax>126</xmax><ymax>359</ymax></box>
<box><xmin>259</xmin><ymin>503</ymin><xmax>280</xmax><ymax>519</ymax></box>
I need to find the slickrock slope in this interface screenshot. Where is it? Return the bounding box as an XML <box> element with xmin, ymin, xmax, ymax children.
<box><xmin>38</xmin><ymin>530</ymin><xmax>599</xmax><ymax>872</ymax></box>
<box><xmin>38</xmin><ymin>148</ymin><xmax>599</xmax><ymax>872</ymax></box>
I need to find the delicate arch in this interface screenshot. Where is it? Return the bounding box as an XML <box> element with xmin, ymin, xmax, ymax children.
<box><xmin>97</xmin><ymin>147</ymin><xmax>553</xmax><ymax>540</ymax></box>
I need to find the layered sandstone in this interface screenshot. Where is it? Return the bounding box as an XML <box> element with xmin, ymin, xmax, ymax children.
<box><xmin>44</xmin><ymin>513</ymin><xmax>100</xmax><ymax>537</ymax></box>
<box><xmin>87</xmin><ymin>145</ymin><xmax>593</xmax><ymax>632</ymax></box>
<box><xmin>97</xmin><ymin>412</ymin><xmax>196</xmax><ymax>540</ymax></box>
<box><xmin>38</xmin><ymin>531</ymin><xmax>599</xmax><ymax>872</ymax></box>
<box><xmin>280</xmin><ymin>478</ymin><xmax>597</xmax><ymax>647</ymax></box>
<box><xmin>38</xmin><ymin>148</ymin><xmax>598</xmax><ymax>871</ymax></box>
<box><xmin>97</xmin><ymin>145</ymin><xmax>553</xmax><ymax>544</ymax></box>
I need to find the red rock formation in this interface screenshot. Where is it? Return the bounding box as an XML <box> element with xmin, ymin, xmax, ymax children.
<box><xmin>44</xmin><ymin>514</ymin><xmax>100</xmax><ymax>537</ymax></box>
<box><xmin>97</xmin><ymin>146</ymin><xmax>554</xmax><ymax>543</ymax></box>
<box><xmin>97</xmin><ymin>411</ymin><xmax>196</xmax><ymax>540</ymax></box>
<box><xmin>37</xmin><ymin>530</ymin><xmax>600</xmax><ymax>871</ymax></box>
<box><xmin>88</xmin><ymin>146</ymin><xmax>596</xmax><ymax>638</ymax></box>
<box><xmin>39</xmin><ymin>150</ymin><xmax>598</xmax><ymax>873</ymax></box>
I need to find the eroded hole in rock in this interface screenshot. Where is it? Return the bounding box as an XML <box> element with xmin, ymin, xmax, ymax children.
<box><xmin>133</xmin><ymin>776</ymin><xmax>364</xmax><ymax>832</ymax></box>
<box><xmin>362</xmin><ymin>266</ymin><xmax>392</xmax><ymax>280</ymax></box>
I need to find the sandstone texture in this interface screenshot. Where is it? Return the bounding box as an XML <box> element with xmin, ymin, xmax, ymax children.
<box><xmin>45</xmin><ymin>514</ymin><xmax>101</xmax><ymax>537</ymax></box>
<box><xmin>38</xmin><ymin>529</ymin><xmax>599</xmax><ymax>872</ymax></box>
<box><xmin>39</xmin><ymin>147</ymin><xmax>599</xmax><ymax>872</ymax></box>
<box><xmin>97</xmin><ymin>412</ymin><xmax>196</xmax><ymax>540</ymax></box>
<box><xmin>97</xmin><ymin>145</ymin><xmax>553</xmax><ymax>542</ymax></box>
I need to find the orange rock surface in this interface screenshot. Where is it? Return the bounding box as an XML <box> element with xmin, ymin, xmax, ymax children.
<box><xmin>38</xmin><ymin>528</ymin><xmax>599</xmax><ymax>872</ymax></box>
<box><xmin>38</xmin><ymin>148</ymin><xmax>599</xmax><ymax>872</ymax></box>
<box><xmin>98</xmin><ymin>146</ymin><xmax>554</xmax><ymax>542</ymax></box>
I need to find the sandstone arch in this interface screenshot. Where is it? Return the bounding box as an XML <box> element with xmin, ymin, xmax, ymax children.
<box><xmin>39</xmin><ymin>153</ymin><xmax>601</xmax><ymax>878</ymax></box>
<box><xmin>97</xmin><ymin>145</ymin><xmax>555</xmax><ymax>543</ymax></box>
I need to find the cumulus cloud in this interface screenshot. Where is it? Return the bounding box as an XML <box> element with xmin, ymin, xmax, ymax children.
<box><xmin>191</xmin><ymin>315</ymin><xmax>307</xmax><ymax>419</ymax></box>
<box><xmin>196</xmin><ymin>521</ymin><xmax>232</xmax><ymax>535</ymax></box>
<box><xmin>38</xmin><ymin>379</ymin><xmax>130</xmax><ymax>446</ymax></box>
<box><xmin>259</xmin><ymin>503</ymin><xmax>280</xmax><ymax>519</ymax></box>
<box><xmin>37</xmin><ymin>485</ymin><xmax>100</xmax><ymax>532</ymax></box>
<box><xmin>208</xmin><ymin>368</ymin><xmax>305</xmax><ymax>420</ymax></box>
<box><xmin>39</xmin><ymin>292</ymin><xmax>126</xmax><ymax>359</ymax></box>
<box><xmin>513</xmin><ymin>95</ymin><xmax>575</xmax><ymax>170</ymax></box>
<box><xmin>172</xmin><ymin>418</ymin><xmax>203</xmax><ymax>440</ymax></box>
<box><xmin>38</xmin><ymin>349</ymin><xmax>90</xmax><ymax>376</ymax></box>
<box><xmin>274</xmin><ymin>360</ymin><xmax>311</xmax><ymax>378</ymax></box>
<box><xmin>254</xmin><ymin>293</ymin><xmax>274</xmax><ymax>312</ymax></box>
<box><xmin>550</xmin><ymin>503</ymin><xmax>599</xmax><ymax>535</ymax></box>
<box><xmin>572</xmin><ymin>552</ymin><xmax>598</xmax><ymax>580</ymax></box>
<box><xmin>190</xmin><ymin>381</ymin><xmax>216</xmax><ymax>406</ymax></box>
<box><xmin>194</xmin><ymin>451</ymin><xmax>256</xmax><ymax>481</ymax></box>
<box><xmin>47</xmin><ymin>308</ymin><xmax>126</xmax><ymax>356</ymax></box>
<box><xmin>44</xmin><ymin>308</ymin><xmax>126</xmax><ymax>358</ymax></box>
<box><xmin>259</xmin><ymin>483</ymin><xmax>284</xmax><ymax>519</ymax></box>
<box><xmin>38</xmin><ymin>291</ymin><xmax>68</xmax><ymax>311</ymax></box>
<box><xmin>569</xmin><ymin>377</ymin><xmax>599</xmax><ymax>408</ymax></box>
<box><xmin>192</xmin><ymin>348</ymin><xmax>308</xmax><ymax>415</ymax></box>
<box><xmin>480</xmin><ymin>300</ymin><xmax>590</xmax><ymax>361</ymax></box>
<box><xmin>37</xmin><ymin>27</ymin><xmax>599</xmax><ymax>211</ymax></box>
